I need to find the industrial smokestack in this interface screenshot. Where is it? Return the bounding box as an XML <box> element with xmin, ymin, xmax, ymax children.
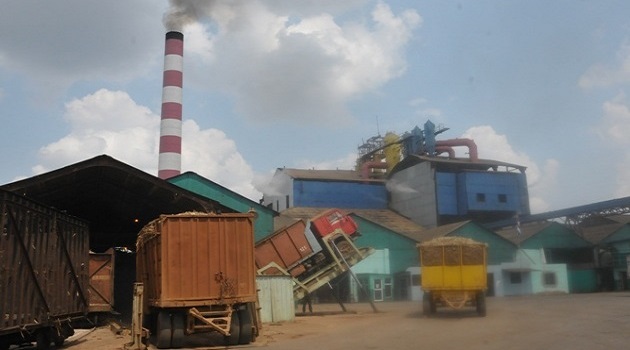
<box><xmin>158</xmin><ymin>31</ymin><xmax>184</xmax><ymax>179</ymax></box>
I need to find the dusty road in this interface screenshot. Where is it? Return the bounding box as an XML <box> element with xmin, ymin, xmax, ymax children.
<box><xmin>62</xmin><ymin>292</ymin><xmax>630</xmax><ymax>350</ymax></box>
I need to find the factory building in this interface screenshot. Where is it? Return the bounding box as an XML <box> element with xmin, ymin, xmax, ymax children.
<box><xmin>263</xmin><ymin>168</ymin><xmax>387</xmax><ymax>212</ymax></box>
<box><xmin>389</xmin><ymin>155</ymin><xmax>529</xmax><ymax>228</ymax></box>
<box><xmin>496</xmin><ymin>222</ymin><xmax>595</xmax><ymax>293</ymax></box>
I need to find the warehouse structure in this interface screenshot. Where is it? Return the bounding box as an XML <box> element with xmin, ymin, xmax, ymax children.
<box><xmin>1</xmin><ymin>155</ymin><xmax>233</xmax><ymax>321</ymax></box>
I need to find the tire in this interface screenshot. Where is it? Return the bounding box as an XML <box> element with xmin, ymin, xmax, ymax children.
<box><xmin>35</xmin><ymin>328</ymin><xmax>51</xmax><ymax>350</ymax></box>
<box><xmin>429</xmin><ymin>294</ymin><xmax>437</xmax><ymax>314</ymax></box>
<box><xmin>422</xmin><ymin>292</ymin><xmax>431</xmax><ymax>316</ymax></box>
<box><xmin>476</xmin><ymin>292</ymin><xmax>487</xmax><ymax>317</ymax></box>
<box><xmin>53</xmin><ymin>337</ymin><xmax>65</xmax><ymax>347</ymax></box>
<box><xmin>225</xmin><ymin>311</ymin><xmax>240</xmax><ymax>346</ymax></box>
<box><xmin>156</xmin><ymin>311</ymin><xmax>172</xmax><ymax>349</ymax></box>
<box><xmin>171</xmin><ymin>312</ymin><xmax>186</xmax><ymax>348</ymax></box>
<box><xmin>238</xmin><ymin>306</ymin><xmax>253</xmax><ymax>345</ymax></box>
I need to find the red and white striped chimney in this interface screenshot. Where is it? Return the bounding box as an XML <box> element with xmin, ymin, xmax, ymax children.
<box><xmin>158</xmin><ymin>31</ymin><xmax>184</xmax><ymax>179</ymax></box>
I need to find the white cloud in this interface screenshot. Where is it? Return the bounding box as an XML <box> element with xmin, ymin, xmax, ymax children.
<box><xmin>182</xmin><ymin>1</ymin><xmax>421</xmax><ymax>124</ymax></box>
<box><xmin>598</xmin><ymin>93</ymin><xmax>630</xmax><ymax>144</ymax></box>
<box><xmin>408</xmin><ymin>97</ymin><xmax>442</xmax><ymax>118</ymax></box>
<box><xmin>579</xmin><ymin>43</ymin><xmax>630</xmax><ymax>89</ymax></box>
<box><xmin>462</xmin><ymin>126</ymin><xmax>558</xmax><ymax>213</ymax></box>
<box><xmin>597</xmin><ymin>93</ymin><xmax>630</xmax><ymax>198</ymax></box>
<box><xmin>0</xmin><ymin>1</ymin><xmax>164</xmax><ymax>98</ymax></box>
<box><xmin>294</xmin><ymin>152</ymin><xmax>357</xmax><ymax>171</ymax></box>
<box><xmin>34</xmin><ymin>89</ymin><xmax>262</xmax><ymax>201</ymax></box>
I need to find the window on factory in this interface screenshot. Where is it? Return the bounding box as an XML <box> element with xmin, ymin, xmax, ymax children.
<box><xmin>476</xmin><ymin>193</ymin><xmax>486</xmax><ymax>202</ymax></box>
<box><xmin>543</xmin><ymin>272</ymin><xmax>557</xmax><ymax>286</ymax></box>
<box><xmin>498</xmin><ymin>194</ymin><xmax>507</xmax><ymax>203</ymax></box>
<box><xmin>509</xmin><ymin>272</ymin><xmax>522</xmax><ymax>284</ymax></box>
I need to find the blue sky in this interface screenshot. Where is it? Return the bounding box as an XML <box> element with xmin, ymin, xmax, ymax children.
<box><xmin>1</xmin><ymin>0</ymin><xmax>630</xmax><ymax>213</ymax></box>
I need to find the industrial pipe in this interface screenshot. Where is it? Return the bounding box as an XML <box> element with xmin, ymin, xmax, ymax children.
<box><xmin>436</xmin><ymin>138</ymin><xmax>478</xmax><ymax>162</ymax></box>
<box><xmin>435</xmin><ymin>146</ymin><xmax>455</xmax><ymax>159</ymax></box>
<box><xmin>361</xmin><ymin>161</ymin><xmax>388</xmax><ymax>180</ymax></box>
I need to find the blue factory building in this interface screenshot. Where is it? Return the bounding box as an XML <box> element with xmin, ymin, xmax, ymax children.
<box><xmin>262</xmin><ymin>168</ymin><xmax>387</xmax><ymax>212</ymax></box>
<box><xmin>263</xmin><ymin>120</ymin><xmax>531</xmax><ymax>229</ymax></box>
<box><xmin>389</xmin><ymin>154</ymin><xmax>530</xmax><ymax>228</ymax></box>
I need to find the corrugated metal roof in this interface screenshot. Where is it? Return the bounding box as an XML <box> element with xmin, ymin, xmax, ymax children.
<box><xmin>351</xmin><ymin>209</ymin><xmax>424</xmax><ymax>242</ymax></box>
<box><xmin>276</xmin><ymin>207</ymin><xmax>424</xmax><ymax>242</ymax></box>
<box><xmin>392</xmin><ymin>154</ymin><xmax>527</xmax><ymax>175</ymax></box>
<box><xmin>580</xmin><ymin>223</ymin><xmax>625</xmax><ymax>244</ymax></box>
<box><xmin>279</xmin><ymin>168</ymin><xmax>385</xmax><ymax>183</ymax></box>
<box><xmin>1</xmin><ymin>155</ymin><xmax>225</xmax><ymax>251</ymax></box>
<box><xmin>495</xmin><ymin>221</ymin><xmax>553</xmax><ymax>245</ymax></box>
<box><xmin>414</xmin><ymin>221</ymin><xmax>470</xmax><ymax>242</ymax></box>
<box><xmin>607</xmin><ymin>214</ymin><xmax>630</xmax><ymax>224</ymax></box>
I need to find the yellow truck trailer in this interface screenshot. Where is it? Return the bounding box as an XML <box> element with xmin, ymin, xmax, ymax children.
<box><xmin>418</xmin><ymin>237</ymin><xmax>488</xmax><ymax>317</ymax></box>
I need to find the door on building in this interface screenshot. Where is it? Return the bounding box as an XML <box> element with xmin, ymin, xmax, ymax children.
<box><xmin>374</xmin><ymin>278</ymin><xmax>383</xmax><ymax>301</ymax></box>
<box><xmin>619</xmin><ymin>271</ymin><xmax>628</xmax><ymax>290</ymax></box>
<box><xmin>384</xmin><ymin>277</ymin><xmax>393</xmax><ymax>300</ymax></box>
<box><xmin>486</xmin><ymin>273</ymin><xmax>495</xmax><ymax>296</ymax></box>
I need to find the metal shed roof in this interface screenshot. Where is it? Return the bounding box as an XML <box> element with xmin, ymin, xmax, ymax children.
<box><xmin>279</xmin><ymin>168</ymin><xmax>385</xmax><ymax>183</ymax></box>
<box><xmin>391</xmin><ymin>154</ymin><xmax>527</xmax><ymax>175</ymax></box>
<box><xmin>1</xmin><ymin>155</ymin><xmax>228</xmax><ymax>251</ymax></box>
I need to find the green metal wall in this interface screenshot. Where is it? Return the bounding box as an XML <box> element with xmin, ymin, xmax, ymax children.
<box><xmin>169</xmin><ymin>173</ymin><xmax>276</xmax><ymax>242</ymax></box>
<box><xmin>567</xmin><ymin>268</ymin><xmax>598</xmax><ymax>293</ymax></box>
<box><xmin>521</xmin><ymin>222</ymin><xmax>591</xmax><ymax>249</ymax></box>
<box><xmin>351</xmin><ymin>215</ymin><xmax>419</xmax><ymax>274</ymax></box>
<box><xmin>449</xmin><ymin>222</ymin><xmax>518</xmax><ymax>265</ymax></box>
<box><xmin>601</xmin><ymin>226</ymin><xmax>630</xmax><ymax>290</ymax></box>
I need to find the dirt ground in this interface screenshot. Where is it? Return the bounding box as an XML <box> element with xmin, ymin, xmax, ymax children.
<box><xmin>51</xmin><ymin>292</ymin><xmax>630</xmax><ymax>350</ymax></box>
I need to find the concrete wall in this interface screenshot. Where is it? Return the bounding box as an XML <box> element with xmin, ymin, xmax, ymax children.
<box><xmin>389</xmin><ymin>162</ymin><xmax>437</xmax><ymax>228</ymax></box>
<box><xmin>352</xmin><ymin>249</ymin><xmax>390</xmax><ymax>274</ymax></box>
<box><xmin>490</xmin><ymin>250</ymin><xmax>569</xmax><ymax>296</ymax></box>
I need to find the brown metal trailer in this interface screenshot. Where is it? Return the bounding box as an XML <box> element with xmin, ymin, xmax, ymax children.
<box><xmin>0</xmin><ymin>189</ymin><xmax>90</xmax><ymax>350</ymax></box>
<box><xmin>255</xmin><ymin>219</ymin><xmax>323</xmax><ymax>277</ymax></box>
<box><xmin>136</xmin><ymin>212</ymin><xmax>259</xmax><ymax>349</ymax></box>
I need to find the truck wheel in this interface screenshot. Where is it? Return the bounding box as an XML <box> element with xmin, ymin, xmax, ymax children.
<box><xmin>238</xmin><ymin>306</ymin><xmax>253</xmax><ymax>344</ymax></box>
<box><xmin>156</xmin><ymin>311</ymin><xmax>172</xmax><ymax>349</ymax></box>
<box><xmin>476</xmin><ymin>292</ymin><xmax>487</xmax><ymax>317</ymax></box>
<box><xmin>35</xmin><ymin>328</ymin><xmax>51</xmax><ymax>350</ymax></box>
<box><xmin>0</xmin><ymin>337</ymin><xmax>9</xmax><ymax>350</ymax></box>
<box><xmin>53</xmin><ymin>336</ymin><xmax>65</xmax><ymax>347</ymax></box>
<box><xmin>225</xmin><ymin>311</ymin><xmax>240</xmax><ymax>346</ymax></box>
<box><xmin>171</xmin><ymin>312</ymin><xmax>186</xmax><ymax>348</ymax></box>
<box><xmin>422</xmin><ymin>292</ymin><xmax>431</xmax><ymax>316</ymax></box>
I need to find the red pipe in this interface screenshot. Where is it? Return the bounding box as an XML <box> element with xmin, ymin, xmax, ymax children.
<box><xmin>435</xmin><ymin>146</ymin><xmax>455</xmax><ymax>159</ymax></box>
<box><xmin>436</xmin><ymin>139</ymin><xmax>478</xmax><ymax>162</ymax></box>
<box><xmin>361</xmin><ymin>161</ymin><xmax>388</xmax><ymax>179</ymax></box>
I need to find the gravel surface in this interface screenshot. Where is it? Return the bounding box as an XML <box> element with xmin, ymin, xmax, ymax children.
<box><xmin>48</xmin><ymin>292</ymin><xmax>630</xmax><ymax>350</ymax></box>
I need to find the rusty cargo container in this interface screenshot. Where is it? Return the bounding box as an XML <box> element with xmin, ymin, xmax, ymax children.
<box><xmin>136</xmin><ymin>212</ymin><xmax>259</xmax><ymax>349</ymax></box>
<box><xmin>254</xmin><ymin>219</ymin><xmax>322</xmax><ymax>277</ymax></box>
<box><xmin>0</xmin><ymin>189</ymin><xmax>90</xmax><ymax>350</ymax></box>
